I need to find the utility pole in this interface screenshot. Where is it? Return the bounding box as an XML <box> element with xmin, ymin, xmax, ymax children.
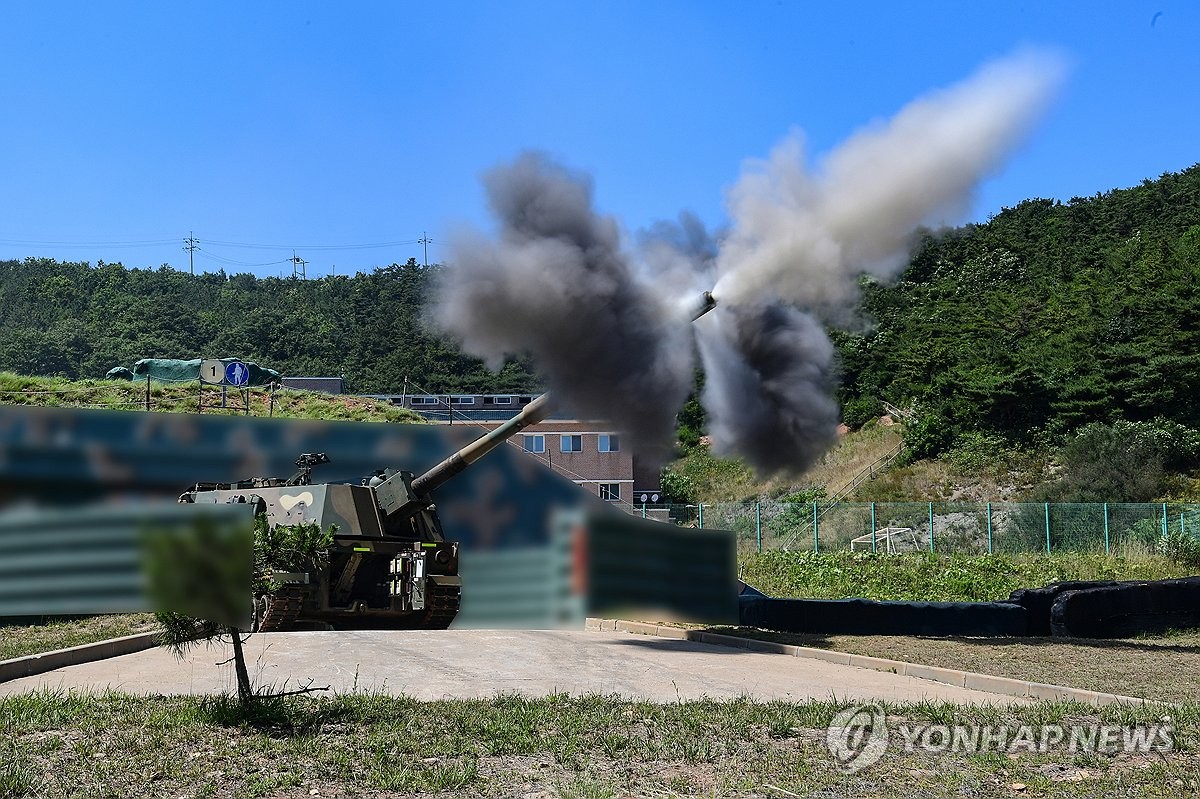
<box><xmin>418</xmin><ymin>232</ymin><xmax>432</xmax><ymax>267</ymax></box>
<box><xmin>183</xmin><ymin>232</ymin><xmax>199</xmax><ymax>275</ymax></box>
<box><xmin>290</xmin><ymin>250</ymin><xmax>307</xmax><ymax>280</ymax></box>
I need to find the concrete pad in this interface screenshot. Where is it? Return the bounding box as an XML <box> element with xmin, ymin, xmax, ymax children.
<box><xmin>0</xmin><ymin>629</ymin><xmax>1027</xmax><ymax>704</ymax></box>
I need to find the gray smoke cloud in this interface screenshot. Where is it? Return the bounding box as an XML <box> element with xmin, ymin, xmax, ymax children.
<box><xmin>436</xmin><ymin>152</ymin><xmax>695</xmax><ymax>457</ymax></box>
<box><xmin>696</xmin><ymin>303</ymin><xmax>838</xmax><ymax>474</ymax></box>
<box><xmin>697</xmin><ymin>49</ymin><xmax>1064</xmax><ymax>472</ymax></box>
<box><xmin>436</xmin><ymin>49</ymin><xmax>1064</xmax><ymax>476</ymax></box>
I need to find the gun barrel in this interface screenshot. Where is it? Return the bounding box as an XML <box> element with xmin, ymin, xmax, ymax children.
<box><xmin>409</xmin><ymin>290</ymin><xmax>714</xmax><ymax>500</ymax></box>
<box><xmin>692</xmin><ymin>290</ymin><xmax>717</xmax><ymax>320</ymax></box>
<box><xmin>410</xmin><ymin>393</ymin><xmax>554</xmax><ymax>496</ymax></box>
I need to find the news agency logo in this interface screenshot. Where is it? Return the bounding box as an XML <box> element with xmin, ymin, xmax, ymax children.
<box><xmin>825</xmin><ymin>704</ymin><xmax>1175</xmax><ymax>773</ymax></box>
<box><xmin>826</xmin><ymin>704</ymin><xmax>889</xmax><ymax>773</ymax></box>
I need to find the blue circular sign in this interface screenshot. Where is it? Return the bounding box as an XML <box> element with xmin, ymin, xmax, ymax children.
<box><xmin>224</xmin><ymin>361</ymin><xmax>250</xmax><ymax>387</ymax></box>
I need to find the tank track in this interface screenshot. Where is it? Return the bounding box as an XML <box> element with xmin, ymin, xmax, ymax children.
<box><xmin>419</xmin><ymin>581</ymin><xmax>461</xmax><ymax>629</ymax></box>
<box><xmin>256</xmin><ymin>584</ymin><xmax>308</xmax><ymax>632</ymax></box>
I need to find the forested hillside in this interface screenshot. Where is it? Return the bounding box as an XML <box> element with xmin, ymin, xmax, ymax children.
<box><xmin>838</xmin><ymin>164</ymin><xmax>1200</xmax><ymax>456</ymax></box>
<box><xmin>0</xmin><ymin>259</ymin><xmax>536</xmax><ymax>394</ymax></box>
<box><xmin>2</xmin><ymin>164</ymin><xmax>1198</xmax><ymax>459</ymax></box>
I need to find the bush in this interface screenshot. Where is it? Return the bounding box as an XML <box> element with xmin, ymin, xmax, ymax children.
<box><xmin>659</xmin><ymin>467</ymin><xmax>697</xmax><ymax>504</ymax></box>
<box><xmin>1159</xmin><ymin>529</ymin><xmax>1200</xmax><ymax>569</ymax></box>
<box><xmin>1033</xmin><ymin>421</ymin><xmax>1182</xmax><ymax>503</ymax></box>
<box><xmin>842</xmin><ymin>396</ymin><xmax>884</xmax><ymax>430</ymax></box>
<box><xmin>944</xmin><ymin>431</ymin><xmax>1014</xmax><ymax>472</ymax></box>
<box><xmin>901</xmin><ymin>406</ymin><xmax>954</xmax><ymax>459</ymax></box>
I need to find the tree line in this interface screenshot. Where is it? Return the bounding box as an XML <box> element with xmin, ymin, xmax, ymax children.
<box><xmin>836</xmin><ymin>163</ymin><xmax>1200</xmax><ymax>460</ymax></box>
<box><xmin>2</xmin><ymin>163</ymin><xmax>1198</xmax><ymax>470</ymax></box>
<box><xmin>0</xmin><ymin>258</ymin><xmax>536</xmax><ymax>395</ymax></box>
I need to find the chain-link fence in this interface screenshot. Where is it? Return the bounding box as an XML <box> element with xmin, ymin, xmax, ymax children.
<box><xmin>628</xmin><ymin>501</ymin><xmax>1200</xmax><ymax>556</ymax></box>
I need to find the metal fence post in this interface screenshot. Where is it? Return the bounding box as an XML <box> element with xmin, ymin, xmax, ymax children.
<box><xmin>641</xmin><ymin>503</ymin><xmax>646</xmax><ymax>519</ymax></box>
<box><xmin>755</xmin><ymin>501</ymin><xmax>762</xmax><ymax>552</ymax></box>
<box><xmin>929</xmin><ymin>502</ymin><xmax>935</xmax><ymax>553</ymax></box>
<box><xmin>145</xmin><ymin>373</ymin><xmax>151</xmax><ymax>412</ymax></box>
<box><xmin>1044</xmin><ymin>502</ymin><xmax>1051</xmax><ymax>554</ymax></box>
<box><xmin>1162</xmin><ymin>503</ymin><xmax>1169</xmax><ymax>539</ymax></box>
<box><xmin>986</xmin><ymin>502</ymin><xmax>993</xmax><ymax>554</ymax></box>
<box><xmin>870</xmin><ymin>503</ymin><xmax>877</xmax><ymax>553</ymax></box>
<box><xmin>698</xmin><ymin>503</ymin><xmax>703</xmax><ymax>529</ymax></box>
<box><xmin>813</xmin><ymin>502</ymin><xmax>819</xmax><ymax>553</ymax></box>
<box><xmin>1103</xmin><ymin>503</ymin><xmax>1110</xmax><ymax>555</ymax></box>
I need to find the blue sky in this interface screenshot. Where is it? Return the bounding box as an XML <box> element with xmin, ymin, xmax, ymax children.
<box><xmin>0</xmin><ymin>1</ymin><xmax>1196</xmax><ymax>277</ymax></box>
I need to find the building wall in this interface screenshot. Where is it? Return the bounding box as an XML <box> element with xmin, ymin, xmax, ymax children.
<box><xmin>481</xmin><ymin>419</ymin><xmax>634</xmax><ymax>505</ymax></box>
<box><xmin>370</xmin><ymin>394</ymin><xmax>640</xmax><ymax>506</ymax></box>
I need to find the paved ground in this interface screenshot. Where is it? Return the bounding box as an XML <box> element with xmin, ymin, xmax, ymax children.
<box><xmin>0</xmin><ymin>629</ymin><xmax>1024</xmax><ymax>703</ymax></box>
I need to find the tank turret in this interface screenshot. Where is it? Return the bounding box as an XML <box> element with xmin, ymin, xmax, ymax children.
<box><xmin>179</xmin><ymin>291</ymin><xmax>717</xmax><ymax>632</ymax></box>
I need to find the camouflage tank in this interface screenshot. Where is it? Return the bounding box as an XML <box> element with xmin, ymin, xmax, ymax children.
<box><xmin>179</xmin><ymin>394</ymin><xmax>553</xmax><ymax>631</ymax></box>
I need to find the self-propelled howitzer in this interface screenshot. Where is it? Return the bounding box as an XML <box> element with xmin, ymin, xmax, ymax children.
<box><xmin>179</xmin><ymin>394</ymin><xmax>555</xmax><ymax>631</ymax></box>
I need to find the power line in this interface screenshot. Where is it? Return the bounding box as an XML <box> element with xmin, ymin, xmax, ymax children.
<box><xmin>204</xmin><ymin>238</ymin><xmax>424</xmax><ymax>251</ymax></box>
<box><xmin>0</xmin><ymin>236</ymin><xmax>428</xmax><ymax>251</ymax></box>
<box><xmin>195</xmin><ymin>248</ymin><xmax>292</xmax><ymax>268</ymax></box>
<box><xmin>0</xmin><ymin>238</ymin><xmax>176</xmax><ymax>248</ymax></box>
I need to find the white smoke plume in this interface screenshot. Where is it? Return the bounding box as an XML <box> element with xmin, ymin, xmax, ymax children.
<box><xmin>436</xmin><ymin>49</ymin><xmax>1064</xmax><ymax>475</ymax></box>
<box><xmin>712</xmin><ymin>48</ymin><xmax>1066</xmax><ymax>310</ymax></box>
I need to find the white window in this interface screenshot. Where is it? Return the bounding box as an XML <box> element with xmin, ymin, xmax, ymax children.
<box><xmin>599</xmin><ymin>483</ymin><xmax>621</xmax><ymax>501</ymax></box>
<box><xmin>560</xmin><ymin>434</ymin><xmax>582</xmax><ymax>453</ymax></box>
<box><xmin>410</xmin><ymin>396</ymin><xmax>438</xmax><ymax>405</ymax></box>
<box><xmin>598</xmin><ymin>434</ymin><xmax>620</xmax><ymax>453</ymax></box>
<box><xmin>523</xmin><ymin>434</ymin><xmax>545</xmax><ymax>453</ymax></box>
<box><xmin>487</xmin><ymin>395</ymin><xmax>513</xmax><ymax>405</ymax></box>
<box><xmin>451</xmin><ymin>396</ymin><xmax>475</xmax><ymax>405</ymax></box>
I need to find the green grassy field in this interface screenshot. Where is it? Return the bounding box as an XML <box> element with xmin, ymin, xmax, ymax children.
<box><xmin>739</xmin><ymin>550</ymin><xmax>1193</xmax><ymax>602</ymax></box>
<box><xmin>0</xmin><ymin>372</ymin><xmax>424</xmax><ymax>423</ymax></box>
<box><xmin>0</xmin><ymin>615</ymin><xmax>157</xmax><ymax>663</ymax></box>
<box><xmin>0</xmin><ymin>691</ymin><xmax>1194</xmax><ymax>798</ymax></box>
<box><xmin>697</xmin><ymin>627</ymin><xmax>1200</xmax><ymax>705</ymax></box>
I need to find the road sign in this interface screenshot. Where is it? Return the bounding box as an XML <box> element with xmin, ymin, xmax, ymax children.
<box><xmin>224</xmin><ymin>361</ymin><xmax>250</xmax><ymax>387</ymax></box>
<box><xmin>199</xmin><ymin>359</ymin><xmax>225</xmax><ymax>385</ymax></box>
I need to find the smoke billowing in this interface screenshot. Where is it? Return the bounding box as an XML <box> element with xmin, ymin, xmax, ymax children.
<box><xmin>713</xmin><ymin>48</ymin><xmax>1066</xmax><ymax>311</ymax></box>
<box><xmin>437</xmin><ymin>50</ymin><xmax>1064</xmax><ymax>475</ymax></box>
<box><xmin>696</xmin><ymin>303</ymin><xmax>839</xmax><ymax>473</ymax></box>
<box><xmin>436</xmin><ymin>153</ymin><xmax>695</xmax><ymax>456</ymax></box>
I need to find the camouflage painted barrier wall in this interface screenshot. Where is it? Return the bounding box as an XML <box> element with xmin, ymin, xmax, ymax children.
<box><xmin>0</xmin><ymin>404</ymin><xmax>585</xmax><ymax>550</ymax></box>
<box><xmin>0</xmin><ymin>405</ymin><xmax>737</xmax><ymax>625</ymax></box>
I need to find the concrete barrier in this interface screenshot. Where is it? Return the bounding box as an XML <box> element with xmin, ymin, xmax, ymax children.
<box><xmin>0</xmin><ymin>631</ymin><xmax>158</xmax><ymax>684</ymax></box>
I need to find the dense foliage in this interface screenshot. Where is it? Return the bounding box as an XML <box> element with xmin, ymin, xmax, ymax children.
<box><xmin>839</xmin><ymin>164</ymin><xmax>1200</xmax><ymax>456</ymax></box>
<box><xmin>3</xmin><ymin>165</ymin><xmax>1199</xmax><ymax>453</ymax></box>
<box><xmin>0</xmin><ymin>258</ymin><xmax>536</xmax><ymax>394</ymax></box>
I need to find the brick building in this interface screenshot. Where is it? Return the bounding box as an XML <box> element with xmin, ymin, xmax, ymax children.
<box><xmin>366</xmin><ymin>392</ymin><xmax>658</xmax><ymax>505</ymax></box>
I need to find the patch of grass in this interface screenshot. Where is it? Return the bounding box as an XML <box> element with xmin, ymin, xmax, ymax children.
<box><xmin>0</xmin><ymin>372</ymin><xmax>424</xmax><ymax>423</ymax></box>
<box><xmin>0</xmin><ymin>691</ymin><xmax>1195</xmax><ymax>797</ymax></box>
<box><xmin>700</xmin><ymin>626</ymin><xmax>1200</xmax><ymax>705</ymax></box>
<box><xmin>739</xmin><ymin>550</ymin><xmax>1193</xmax><ymax>602</ymax></box>
<box><xmin>0</xmin><ymin>615</ymin><xmax>156</xmax><ymax>662</ymax></box>
<box><xmin>670</xmin><ymin>444</ymin><xmax>759</xmax><ymax>502</ymax></box>
<box><xmin>671</xmin><ymin>422</ymin><xmax>907</xmax><ymax>504</ymax></box>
